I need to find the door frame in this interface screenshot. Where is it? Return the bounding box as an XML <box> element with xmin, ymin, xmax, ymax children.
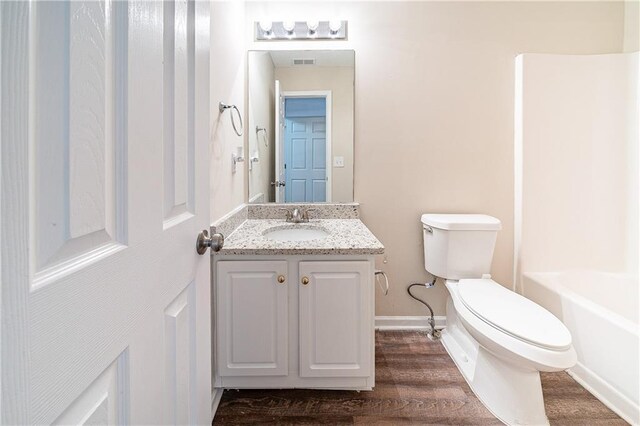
<box><xmin>278</xmin><ymin>90</ymin><xmax>332</xmax><ymax>202</ymax></box>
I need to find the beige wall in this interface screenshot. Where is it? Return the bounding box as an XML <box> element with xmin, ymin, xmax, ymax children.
<box><xmin>211</xmin><ymin>1</ymin><xmax>627</xmax><ymax>316</ymax></box>
<box><xmin>624</xmin><ymin>0</ymin><xmax>639</xmax><ymax>52</ymax></box>
<box><xmin>248</xmin><ymin>52</ymin><xmax>275</xmax><ymax>203</ymax></box>
<box><xmin>275</xmin><ymin>66</ymin><xmax>355</xmax><ymax>203</ymax></box>
<box><xmin>210</xmin><ymin>1</ymin><xmax>246</xmax><ymax>223</ymax></box>
<box><xmin>518</xmin><ymin>53</ymin><xmax>638</xmax><ymax>283</ymax></box>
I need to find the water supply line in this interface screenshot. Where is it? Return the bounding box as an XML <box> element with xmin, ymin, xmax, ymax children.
<box><xmin>375</xmin><ymin>270</ymin><xmax>389</xmax><ymax>295</ymax></box>
<box><xmin>407</xmin><ymin>277</ymin><xmax>441</xmax><ymax>340</ymax></box>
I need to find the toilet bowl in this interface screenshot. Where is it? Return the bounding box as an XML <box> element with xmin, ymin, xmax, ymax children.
<box><xmin>421</xmin><ymin>214</ymin><xmax>577</xmax><ymax>425</ymax></box>
<box><xmin>448</xmin><ymin>278</ymin><xmax>576</xmax><ymax>371</ymax></box>
<box><xmin>442</xmin><ymin>279</ymin><xmax>576</xmax><ymax>425</ymax></box>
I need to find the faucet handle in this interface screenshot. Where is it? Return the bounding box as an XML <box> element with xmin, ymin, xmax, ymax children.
<box><xmin>302</xmin><ymin>208</ymin><xmax>317</xmax><ymax>221</ymax></box>
<box><xmin>278</xmin><ymin>208</ymin><xmax>292</xmax><ymax>222</ymax></box>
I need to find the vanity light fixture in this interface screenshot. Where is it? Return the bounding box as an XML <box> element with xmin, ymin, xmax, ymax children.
<box><xmin>329</xmin><ymin>20</ymin><xmax>342</xmax><ymax>35</ymax></box>
<box><xmin>258</xmin><ymin>21</ymin><xmax>273</xmax><ymax>38</ymax></box>
<box><xmin>307</xmin><ymin>20</ymin><xmax>319</xmax><ymax>37</ymax></box>
<box><xmin>282</xmin><ymin>21</ymin><xmax>296</xmax><ymax>38</ymax></box>
<box><xmin>255</xmin><ymin>20</ymin><xmax>348</xmax><ymax>41</ymax></box>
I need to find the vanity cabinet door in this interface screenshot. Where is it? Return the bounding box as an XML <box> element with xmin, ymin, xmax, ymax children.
<box><xmin>217</xmin><ymin>261</ymin><xmax>288</xmax><ymax>377</ymax></box>
<box><xmin>298</xmin><ymin>261</ymin><xmax>373</xmax><ymax>378</ymax></box>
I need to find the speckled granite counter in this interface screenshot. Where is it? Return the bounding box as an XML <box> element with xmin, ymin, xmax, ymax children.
<box><xmin>217</xmin><ymin>218</ymin><xmax>384</xmax><ymax>256</ymax></box>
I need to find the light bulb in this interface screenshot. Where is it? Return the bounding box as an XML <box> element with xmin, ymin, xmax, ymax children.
<box><xmin>329</xmin><ymin>20</ymin><xmax>342</xmax><ymax>33</ymax></box>
<box><xmin>283</xmin><ymin>21</ymin><xmax>296</xmax><ymax>33</ymax></box>
<box><xmin>258</xmin><ymin>21</ymin><xmax>272</xmax><ymax>33</ymax></box>
<box><xmin>307</xmin><ymin>21</ymin><xmax>319</xmax><ymax>32</ymax></box>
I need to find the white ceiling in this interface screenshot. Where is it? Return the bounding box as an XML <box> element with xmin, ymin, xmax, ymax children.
<box><xmin>268</xmin><ymin>50</ymin><xmax>354</xmax><ymax>68</ymax></box>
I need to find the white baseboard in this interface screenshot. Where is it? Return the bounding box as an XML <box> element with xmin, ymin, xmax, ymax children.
<box><xmin>568</xmin><ymin>362</ymin><xmax>639</xmax><ymax>425</ymax></box>
<box><xmin>375</xmin><ymin>315</ymin><xmax>446</xmax><ymax>331</ymax></box>
<box><xmin>211</xmin><ymin>388</ymin><xmax>224</xmax><ymax>421</ymax></box>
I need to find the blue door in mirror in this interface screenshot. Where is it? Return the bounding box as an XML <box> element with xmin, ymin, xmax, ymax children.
<box><xmin>284</xmin><ymin>97</ymin><xmax>327</xmax><ymax>202</ymax></box>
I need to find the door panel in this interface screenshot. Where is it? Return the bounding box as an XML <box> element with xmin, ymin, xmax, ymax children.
<box><xmin>163</xmin><ymin>282</ymin><xmax>197</xmax><ymax>425</ymax></box>
<box><xmin>217</xmin><ymin>261</ymin><xmax>288</xmax><ymax>377</ymax></box>
<box><xmin>291</xmin><ymin>180</ymin><xmax>306</xmax><ymax>200</ymax></box>
<box><xmin>298</xmin><ymin>261</ymin><xmax>372</xmax><ymax>378</ymax></box>
<box><xmin>291</xmin><ymin>137</ymin><xmax>307</xmax><ymax>168</ymax></box>
<box><xmin>32</xmin><ymin>0</ymin><xmax>128</xmax><ymax>286</ymax></box>
<box><xmin>1</xmin><ymin>1</ymin><xmax>211</xmax><ymax>424</ymax></box>
<box><xmin>53</xmin><ymin>351</ymin><xmax>128</xmax><ymax>425</ymax></box>
<box><xmin>311</xmin><ymin>137</ymin><xmax>325</xmax><ymax>169</ymax></box>
<box><xmin>163</xmin><ymin>0</ymin><xmax>195</xmax><ymax>227</ymax></box>
<box><xmin>311</xmin><ymin>180</ymin><xmax>327</xmax><ymax>202</ymax></box>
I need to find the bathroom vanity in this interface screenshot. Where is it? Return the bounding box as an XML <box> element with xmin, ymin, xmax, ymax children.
<box><xmin>211</xmin><ymin>204</ymin><xmax>384</xmax><ymax>390</ymax></box>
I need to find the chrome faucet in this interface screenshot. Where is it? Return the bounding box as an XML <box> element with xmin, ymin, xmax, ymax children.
<box><xmin>279</xmin><ymin>207</ymin><xmax>316</xmax><ymax>223</ymax></box>
<box><xmin>291</xmin><ymin>208</ymin><xmax>304</xmax><ymax>223</ymax></box>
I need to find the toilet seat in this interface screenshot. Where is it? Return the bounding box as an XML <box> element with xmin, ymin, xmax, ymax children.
<box><xmin>445</xmin><ymin>280</ymin><xmax>577</xmax><ymax>373</ymax></box>
<box><xmin>458</xmin><ymin>279</ymin><xmax>572</xmax><ymax>351</ymax></box>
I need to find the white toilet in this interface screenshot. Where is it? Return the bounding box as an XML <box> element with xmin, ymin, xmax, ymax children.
<box><xmin>421</xmin><ymin>214</ymin><xmax>577</xmax><ymax>426</ymax></box>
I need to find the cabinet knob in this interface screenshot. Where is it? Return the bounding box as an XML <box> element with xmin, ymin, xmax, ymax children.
<box><xmin>277</xmin><ymin>275</ymin><xmax>286</xmax><ymax>284</ymax></box>
<box><xmin>301</xmin><ymin>276</ymin><xmax>310</xmax><ymax>285</ymax></box>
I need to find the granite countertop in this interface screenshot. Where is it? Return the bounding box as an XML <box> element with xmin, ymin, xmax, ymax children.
<box><xmin>218</xmin><ymin>218</ymin><xmax>385</xmax><ymax>255</ymax></box>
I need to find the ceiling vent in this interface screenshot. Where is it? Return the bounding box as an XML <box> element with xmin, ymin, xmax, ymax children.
<box><xmin>293</xmin><ymin>58</ymin><xmax>315</xmax><ymax>66</ymax></box>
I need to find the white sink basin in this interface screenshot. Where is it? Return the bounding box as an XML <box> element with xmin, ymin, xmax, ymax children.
<box><xmin>263</xmin><ymin>225</ymin><xmax>329</xmax><ymax>242</ymax></box>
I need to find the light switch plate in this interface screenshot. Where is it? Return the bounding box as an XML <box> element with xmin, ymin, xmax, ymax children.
<box><xmin>333</xmin><ymin>156</ymin><xmax>345</xmax><ymax>168</ymax></box>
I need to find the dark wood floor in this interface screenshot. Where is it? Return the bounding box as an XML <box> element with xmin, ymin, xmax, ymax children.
<box><xmin>213</xmin><ymin>331</ymin><xmax>626</xmax><ymax>425</ymax></box>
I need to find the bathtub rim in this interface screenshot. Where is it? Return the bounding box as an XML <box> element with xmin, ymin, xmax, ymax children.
<box><xmin>522</xmin><ymin>271</ymin><xmax>639</xmax><ymax>336</ymax></box>
<box><xmin>522</xmin><ymin>270</ymin><xmax>640</xmax><ymax>425</ymax></box>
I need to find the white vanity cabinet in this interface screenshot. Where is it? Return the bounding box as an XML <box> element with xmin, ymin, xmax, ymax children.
<box><xmin>298</xmin><ymin>261</ymin><xmax>372</xmax><ymax>378</ymax></box>
<box><xmin>214</xmin><ymin>257</ymin><xmax>375</xmax><ymax>390</ymax></box>
<box><xmin>216</xmin><ymin>260</ymin><xmax>289</xmax><ymax>377</ymax></box>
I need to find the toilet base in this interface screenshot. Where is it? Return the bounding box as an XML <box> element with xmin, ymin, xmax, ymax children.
<box><xmin>441</xmin><ymin>297</ymin><xmax>549</xmax><ymax>425</ymax></box>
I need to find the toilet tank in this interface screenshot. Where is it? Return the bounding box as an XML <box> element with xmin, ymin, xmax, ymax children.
<box><xmin>421</xmin><ymin>214</ymin><xmax>501</xmax><ymax>280</ymax></box>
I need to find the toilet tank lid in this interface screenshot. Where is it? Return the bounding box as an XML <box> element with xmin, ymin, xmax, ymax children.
<box><xmin>421</xmin><ymin>214</ymin><xmax>502</xmax><ymax>231</ymax></box>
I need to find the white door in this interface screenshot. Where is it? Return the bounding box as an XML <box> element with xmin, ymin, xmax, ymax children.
<box><xmin>274</xmin><ymin>80</ymin><xmax>285</xmax><ymax>202</ymax></box>
<box><xmin>298</xmin><ymin>261</ymin><xmax>373</xmax><ymax>378</ymax></box>
<box><xmin>1</xmin><ymin>1</ymin><xmax>212</xmax><ymax>424</ymax></box>
<box><xmin>216</xmin><ymin>261</ymin><xmax>288</xmax><ymax>377</ymax></box>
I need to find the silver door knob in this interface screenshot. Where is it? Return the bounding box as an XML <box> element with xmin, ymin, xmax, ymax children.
<box><xmin>196</xmin><ymin>229</ymin><xmax>224</xmax><ymax>255</ymax></box>
<box><xmin>270</xmin><ymin>180</ymin><xmax>286</xmax><ymax>187</ymax></box>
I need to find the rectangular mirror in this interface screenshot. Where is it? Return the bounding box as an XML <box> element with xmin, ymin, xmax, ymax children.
<box><xmin>247</xmin><ymin>50</ymin><xmax>355</xmax><ymax>203</ymax></box>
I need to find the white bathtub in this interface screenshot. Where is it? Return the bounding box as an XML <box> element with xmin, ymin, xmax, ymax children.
<box><xmin>522</xmin><ymin>271</ymin><xmax>639</xmax><ymax>424</ymax></box>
